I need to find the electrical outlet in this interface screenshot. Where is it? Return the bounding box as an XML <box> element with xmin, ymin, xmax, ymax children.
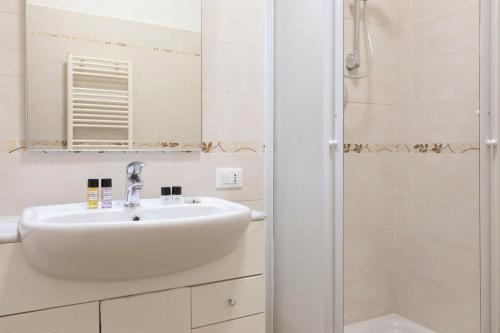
<box><xmin>216</xmin><ymin>168</ymin><xmax>243</xmax><ymax>189</ymax></box>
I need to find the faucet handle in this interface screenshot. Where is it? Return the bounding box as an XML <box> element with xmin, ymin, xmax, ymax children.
<box><xmin>127</xmin><ymin>161</ymin><xmax>144</xmax><ymax>176</ymax></box>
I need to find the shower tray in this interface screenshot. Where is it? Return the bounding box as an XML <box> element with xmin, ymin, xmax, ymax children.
<box><xmin>344</xmin><ymin>314</ymin><xmax>436</xmax><ymax>333</ymax></box>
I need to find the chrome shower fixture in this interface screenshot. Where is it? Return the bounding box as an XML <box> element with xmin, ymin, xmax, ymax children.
<box><xmin>345</xmin><ymin>0</ymin><xmax>373</xmax><ymax>79</ymax></box>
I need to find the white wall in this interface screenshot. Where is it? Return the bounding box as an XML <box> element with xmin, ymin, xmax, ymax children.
<box><xmin>28</xmin><ymin>0</ymin><xmax>201</xmax><ymax>31</ymax></box>
<box><xmin>0</xmin><ymin>0</ymin><xmax>266</xmax><ymax>216</ymax></box>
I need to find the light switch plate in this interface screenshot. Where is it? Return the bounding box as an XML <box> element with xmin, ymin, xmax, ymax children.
<box><xmin>216</xmin><ymin>168</ymin><xmax>243</xmax><ymax>189</ymax></box>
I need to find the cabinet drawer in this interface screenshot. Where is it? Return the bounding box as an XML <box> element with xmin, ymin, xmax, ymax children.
<box><xmin>192</xmin><ymin>313</ymin><xmax>265</xmax><ymax>333</ymax></box>
<box><xmin>101</xmin><ymin>288</ymin><xmax>190</xmax><ymax>333</ymax></box>
<box><xmin>191</xmin><ymin>275</ymin><xmax>265</xmax><ymax>328</ymax></box>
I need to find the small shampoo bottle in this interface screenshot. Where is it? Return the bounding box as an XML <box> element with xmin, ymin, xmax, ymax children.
<box><xmin>172</xmin><ymin>186</ymin><xmax>183</xmax><ymax>204</ymax></box>
<box><xmin>101</xmin><ymin>178</ymin><xmax>113</xmax><ymax>208</ymax></box>
<box><xmin>161</xmin><ymin>187</ymin><xmax>172</xmax><ymax>205</ymax></box>
<box><xmin>87</xmin><ymin>179</ymin><xmax>99</xmax><ymax>209</ymax></box>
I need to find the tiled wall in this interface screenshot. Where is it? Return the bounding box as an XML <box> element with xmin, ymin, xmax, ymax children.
<box><xmin>343</xmin><ymin>0</ymin><xmax>396</xmax><ymax>324</ymax></box>
<box><xmin>393</xmin><ymin>1</ymin><xmax>480</xmax><ymax>332</ymax></box>
<box><xmin>0</xmin><ymin>0</ymin><xmax>266</xmax><ymax>216</ymax></box>
<box><xmin>344</xmin><ymin>0</ymin><xmax>480</xmax><ymax>331</ymax></box>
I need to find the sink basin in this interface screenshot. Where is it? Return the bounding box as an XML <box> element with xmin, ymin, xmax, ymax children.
<box><xmin>20</xmin><ymin>197</ymin><xmax>251</xmax><ymax>280</ymax></box>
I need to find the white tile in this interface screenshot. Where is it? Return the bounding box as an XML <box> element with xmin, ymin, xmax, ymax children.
<box><xmin>0</xmin><ymin>0</ymin><xmax>23</xmax><ymax>14</ymax></box>
<box><xmin>202</xmin><ymin>0</ymin><xmax>265</xmax><ymax>47</ymax></box>
<box><xmin>412</xmin><ymin>0</ymin><xmax>476</xmax><ymax>21</ymax></box>
<box><xmin>0</xmin><ymin>76</ymin><xmax>24</xmax><ymax>141</ymax></box>
<box><xmin>413</xmin><ymin>3</ymin><xmax>479</xmax><ymax>61</ymax></box>
<box><xmin>344</xmin><ymin>192</ymin><xmax>394</xmax><ymax>235</ymax></box>
<box><xmin>236</xmin><ymin>199</ymin><xmax>266</xmax><ymax>212</ymax></box>
<box><xmin>344</xmin><ymin>0</ymin><xmax>396</xmax><ymax>27</ymax></box>
<box><xmin>345</xmin><ymin>154</ymin><xmax>394</xmax><ymax>194</ymax></box>
<box><xmin>202</xmin><ymin>40</ymin><xmax>264</xmax><ymax>94</ymax></box>
<box><xmin>395</xmin><ymin>194</ymin><xmax>479</xmax><ymax>279</ymax></box>
<box><xmin>0</xmin><ymin>12</ymin><xmax>24</xmax><ymax>77</ymax></box>
<box><xmin>406</xmin><ymin>153</ymin><xmax>479</xmax><ymax>200</ymax></box>
<box><xmin>345</xmin><ymin>231</ymin><xmax>395</xmax><ymax>324</ymax></box>
<box><xmin>344</xmin><ymin>103</ymin><xmax>394</xmax><ymax>144</ymax></box>
<box><xmin>202</xmin><ymin>91</ymin><xmax>264</xmax><ymax>143</ymax></box>
<box><xmin>395</xmin><ymin>268</ymin><xmax>480</xmax><ymax>333</ymax></box>
<box><xmin>408</xmin><ymin>98</ymin><xmax>479</xmax><ymax>143</ymax></box>
<box><xmin>394</xmin><ymin>104</ymin><xmax>412</xmax><ymax>143</ymax></box>
<box><xmin>396</xmin><ymin>25</ymin><xmax>412</xmax><ymax>67</ymax></box>
<box><xmin>396</xmin><ymin>65</ymin><xmax>411</xmax><ymax>105</ymax></box>
<box><xmin>412</xmin><ymin>50</ymin><xmax>479</xmax><ymax>104</ymax></box>
<box><xmin>396</xmin><ymin>0</ymin><xmax>412</xmax><ymax>26</ymax></box>
<box><xmin>0</xmin><ymin>152</ymin><xmax>55</xmax><ymax>215</ymax></box>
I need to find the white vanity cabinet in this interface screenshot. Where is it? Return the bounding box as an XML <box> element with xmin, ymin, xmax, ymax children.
<box><xmin>100</xmin><ymin>276</ymin><xmax>266</xmax><ymax>333</ymax></box>
<box><xmin>100</xmin><ymin>288</ymin><xmax>191</xmax><ymax>333</ymax></box>
<box><xmin>0</xmin><ymin>303</ymin><xmax>99</xmax><ymax>333</ymax></box>
<box><xmin>0</xmin><ymin>277</ymin><xmax>265</xmax><ymax>333</ymax></box>
<box><xmin>0</xmin><ymin>217</ymin><xmax>267</xmax><ymax>333</ymax></box>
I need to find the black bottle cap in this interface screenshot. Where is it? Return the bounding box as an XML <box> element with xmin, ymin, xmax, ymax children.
<box><xmin>172</xmin><ymin>186</ymin><xmax>182</xmax><ymax>195</ymax></box>
<box><xmin>161</xmin><ymin>187</ymin><xmax>171</xmax><ymax>196</ymax></box>
<box><xmin>101</xmin><ymin>179</ymin><xmax>112</xmax><ymax>188</ymax></box>
<box><xmin>88</xmin><ymin>179</ymin><xmax>99</xmax><ymax>188</ymax></box>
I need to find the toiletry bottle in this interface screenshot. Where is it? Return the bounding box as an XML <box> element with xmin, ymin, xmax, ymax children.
<box><xmin>161</xmin><ymin>187</ymin><xmax>172</xmax><ymax>205</ymax></box>
<box><xmin>87</xmin><ymin>179</ymin><xmax>99</xmax><ymax>209</ymax></box>
<box><xmin>101</xmin><ymin>179</ymin><xmax>113</xmax><ymax>208</ymax></box>
<box><xmin>172</xmin><ymin>186</ymin><xmax>183</xmax><ymax>204</ymax></box>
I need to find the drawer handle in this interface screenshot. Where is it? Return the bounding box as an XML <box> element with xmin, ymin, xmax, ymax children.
<box><xmin>228</xmin><ymin>298</ymin><xmax>237</xmax><ymax>306</ymax></box>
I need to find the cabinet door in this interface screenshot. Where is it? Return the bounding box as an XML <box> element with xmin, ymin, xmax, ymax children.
<box><xmin>101</xmin><ymin>288</ymin><xmax>190</xmax><ymax>333</ymax></box>
<box><xmin>192</xmin><ymin>313</ymin><xmax>265</xmax><ymax>333</ymax></box>
<box><xmin>0</xmin><ymin>303</ymin><xmax>99</xmax><ymax>333</ymax></box>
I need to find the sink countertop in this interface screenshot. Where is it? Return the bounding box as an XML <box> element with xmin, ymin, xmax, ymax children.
<box><xmin>251</xmin><ymin>210</ymin><xmax>267</xmax><ymax>221</ymax></box>
<box><xmin>0</xmin><ymin>210</ymin><xmax>267</xmax><ymax>245</ymax></box>
<box><xmin>0</xmin><ymin>217</ymin><xmax>20</xmax><ymax>244</ymax></box>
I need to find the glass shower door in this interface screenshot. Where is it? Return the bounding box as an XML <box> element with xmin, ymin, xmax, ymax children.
<box><xmin>342</xmin><ymin>0</ymin><xmax>481</xmax><ymax>332</ymax></box>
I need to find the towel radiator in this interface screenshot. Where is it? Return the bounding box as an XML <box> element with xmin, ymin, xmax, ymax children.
<box><xmin>67</xmin><ymin>54</ymin><xmax>133</xmax><ymax>150</ymax></box>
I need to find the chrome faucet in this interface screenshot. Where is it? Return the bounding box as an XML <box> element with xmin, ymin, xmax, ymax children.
<box><xmin>124</xmin><ymin>161</ymin><xmax>144</xmax><ymax>207</ymax></box>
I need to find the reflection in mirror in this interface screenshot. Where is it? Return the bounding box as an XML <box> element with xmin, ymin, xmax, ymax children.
<box><xmin>26</xmin><ymin>0</ymin><xmax>201</xmax><ymax>151</ymax></box>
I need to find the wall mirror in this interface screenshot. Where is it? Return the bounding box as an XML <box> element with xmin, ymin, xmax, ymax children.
<box><xmin>26</xmin><ymin>0</ymin><xmax>201</xmax><ymax>151</ymax></box>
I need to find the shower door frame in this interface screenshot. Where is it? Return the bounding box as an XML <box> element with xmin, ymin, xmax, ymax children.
<box><xmin>331</xmin><ymin>0</ymin><xmax>496</xmax><ymax>332</ymax></box>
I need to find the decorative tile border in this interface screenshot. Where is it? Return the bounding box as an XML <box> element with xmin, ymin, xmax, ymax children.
<box><xmin>5</xmin><ymin>140</ymin><xmax>477</xmax><ymax>155</ymax></box>
<box><xmin>202</xmin><ymin>142</ymin><xmax>264</xmax><ymax>154</ymax></box>
<box><xmin>0</xmin><ymin>140</ymin><xmax>26</xmax><ymax>154</ymax></box>
<box><xmin>2</xmin><ymin>140</ymin><xmax>264</xmax><ymax>154</ymax></box>
<box><xmin>32</xmin><ymin>31</ymin><xmax>201</xmax><ymax>57</ymax></box>
<box><xmin>344</xmin><ymin>143</ymin><xmax>480</xmax><ymax>154</ymax></box>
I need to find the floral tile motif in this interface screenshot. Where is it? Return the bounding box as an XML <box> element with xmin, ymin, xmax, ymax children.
<box><xmin>344</xmin><ymin>143</ymin><xmax>480</xmax><ymax>154</ymax></box>
<box><xmin>201</xmin><ymin>142</ymin><xmax>264</xmax><ymax>154</ymax></box>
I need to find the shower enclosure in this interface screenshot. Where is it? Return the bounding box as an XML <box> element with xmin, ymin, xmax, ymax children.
<box><xmin>343</xmin><ymin>0</ymin><xmax>480</xmax><ymax>332</ymax></box>
<box><xmin>273</xmin><ymin>0</ymin><xmax>497</xmax><ymax>332</ymax></box>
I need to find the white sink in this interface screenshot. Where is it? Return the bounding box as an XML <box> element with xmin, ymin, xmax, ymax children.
<box><xmin>20</xmin><ymin>197</ymin><xmax>251</xmax><ymax>280</ymax></box>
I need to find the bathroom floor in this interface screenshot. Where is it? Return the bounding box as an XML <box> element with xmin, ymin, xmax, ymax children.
<box><xmin>344</xmin><ymin>314</ymin><xmax>436</xmax><ymax>333</ymax></box>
